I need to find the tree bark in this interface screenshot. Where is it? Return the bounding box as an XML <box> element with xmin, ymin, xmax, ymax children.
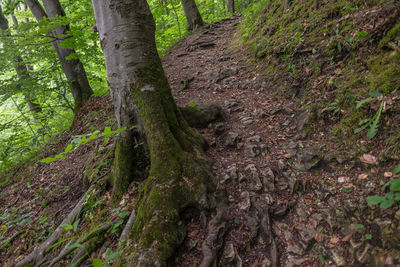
<box><xmin>180</xmin><ymin>0</ymin><xmax>204</xmax><ymax>30</ymax></box>
<box><xmin>92</xmin><ymin>0</ymin><xmax>214</xmax><ymax>265</ymax></box>
<box><xmin>25</xmin><ymin>0</ymin><xmax>93</xmax><ymax>111</ymax></box>
<box><xmin>227</xmin><ymin>0</ymin><xmax>234</xmax><ymax>13</ymax></box>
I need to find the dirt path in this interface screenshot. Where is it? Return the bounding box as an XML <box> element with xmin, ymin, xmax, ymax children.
<box><xmin>163</xmin><ymin>15</ymin><xmax>387</xmax><ymax>267</ymax></box>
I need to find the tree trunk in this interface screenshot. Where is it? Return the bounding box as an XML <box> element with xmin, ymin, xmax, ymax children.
<box><xmin>92</xmin><ymin>0</ymin><xmax>214</xmax><ymax>265</ymax></box>
<box><xmin>180</xmin><ymin>0</ymin><xmax>204</xmax><ymax>30</ymax></box>
<box><xmin>227</xmin><ymin>0</ymin><xmax>235</xmax><ymax>13</ymax></box>
<box><xmin>0</xmin><ymin>6</ymin><xmax>42</xmax><ymax>119</ymax></box>
<box><xmin>25</xmin><ymin>0</ymin><xmax>93</xmax><ymax>111</ymax></box>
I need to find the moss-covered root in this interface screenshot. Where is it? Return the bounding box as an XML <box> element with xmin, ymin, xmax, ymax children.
<box><xmin>118</xmin><ymin>153</ymin><xmax>213</xmax><ymax>266</ymax></box>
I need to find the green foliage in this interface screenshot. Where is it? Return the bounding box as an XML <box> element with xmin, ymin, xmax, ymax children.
<box><xmin>367</xmin><ymin>166</ymin><xmax>400</xmax><ymax>209</ymax></box>
<box><xmin>41</xmin><ymin>126</ymin><xmax>126</xmax><ymax>164</ymax></box>
<box><xmin>354</xmin><ymin>91</ymin><xmax>384</xmax><ymax>140</ymax></box>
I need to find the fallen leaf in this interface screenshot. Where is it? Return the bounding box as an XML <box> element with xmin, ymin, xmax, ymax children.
<box><xmin>384</xmin><ymin>172</ymin><xmax>393</xmax><ymax>178</ymax></box>
<box><xmin>283</xmin><ymin>153</ymin><xmax>292</xmax><ymax>158</ymax></box>
<box><xmin>360</xmin><ymin>154</ymin><xmax>377</xmax><ymax>164</ymax></box>
<box><xmin>342</xmin><ymin>233</ymin><xmax>353</xmax><ymax>242</ymax></box>
<box><xmin>315</xmin><ymin>233</ymin><xmax>323</xmax><ymax>243</ymax></box>
<box><xmin>330</xmin><ymin>236</ymin><xmax>340</xmax><ymax>244</ymax></box>
<box><xmin>358</xmin><ymin>173</ymin><xmax>368</xmax><ymax>180</ymax></box>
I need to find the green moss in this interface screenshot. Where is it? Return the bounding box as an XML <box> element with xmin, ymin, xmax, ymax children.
<box><xmin>332</xmin><ymin>110</ymin><xmax>363</xmax><ymax>139</ymax></box>
<box><xmin>379</xmin><ymin>23</ymin><xmax>400</xmax><ymax>49</ymax></box>
<box><xmin>368</xmin><ymin>52</ymin><xmax>400</xmax><ymax>94</ymax></box>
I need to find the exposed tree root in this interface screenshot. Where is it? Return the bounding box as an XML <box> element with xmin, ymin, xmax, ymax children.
<box><xmin>200</xmin><ymin>204</ymin><xmax>228</xmax><ymax>267</ymax></box>
<box><xmin>15</xmin><ymin>185</ymin><xmax>97</xmax><ymax>267</ymax></box>
<box><xmin>118</xmin><ymin>210</ymin><xmax>136</xmax><ymax>247</ymax></box>
<box><xmin>254</xmin><ymin>201</ymin><xmax>278</xmax><ymax>267</ymax></box>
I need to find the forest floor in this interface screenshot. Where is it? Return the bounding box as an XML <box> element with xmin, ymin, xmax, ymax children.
<box><xmin>1</xmin><ymin>14</ymin><xmax>399</xmax><ymax>267</ymax></box>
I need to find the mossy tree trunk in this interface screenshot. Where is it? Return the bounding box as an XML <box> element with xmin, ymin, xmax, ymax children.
<box><xmin>25</xmin><ymin>0</ymin><xmax>93</xmax><ymax>112</ymax></box>
<box><xmin>92</xmin><ymin>0</ymin><xmax>214</xmax><ymax>265</ymax></box>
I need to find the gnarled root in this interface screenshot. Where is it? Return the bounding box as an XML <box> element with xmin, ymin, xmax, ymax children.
<box><xmin>200</xmin><ymin>204</ymin><xmax>228</xmax><ymax>267</ymax></box>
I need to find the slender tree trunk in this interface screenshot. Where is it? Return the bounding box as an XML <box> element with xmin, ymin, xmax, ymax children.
<box><xmin>227</xmin><ymin>0</ymin><xmax>234</xmax><ymax>13</ymax></box>
<box><xmin>0</xmin><ymin>6</ymin><xmax>42</xmax><ymax>119</ymax></box>
<box><xmin>25</xmin><ymin>0</ymin><xmax>93</xmax><ymax>111</ymax></box>
<box><xmin>180</xmin><ymin>0</ymin><xmax>204</xmax><ymax>30</ymax></box>
<box><xmin>92</xmin><ymin>0</ymin><xmax>214</xmax><ymax>264</ymax></box>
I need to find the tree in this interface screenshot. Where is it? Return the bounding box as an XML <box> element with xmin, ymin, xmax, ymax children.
<box><xmin>0</xmin><ymin>5</ymin><xmax>42</xmax><ymax>119</ymax></box>
<box><xmin>25</xmin><ymin>0</ymin><xmax>93</xmax><ymax>111</ymax></box>
<box><xmin>180</xmin><ymin>0</ymin><xmax>204</xmax><ymax>30</ymax></box>
<box><xmin>92</xmin><ymin>0</ymin><xmax>214</xmax><ymax>264</ymax></box>
<box><xmin>227</xmin><ymin>0</ymin><xmax>234</xmax><ymax>13</ymax></box>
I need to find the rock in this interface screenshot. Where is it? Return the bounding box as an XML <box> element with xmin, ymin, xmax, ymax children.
<box><xmin>245</xmin><ymin>164</ymin><xmax>262</xmax><ymax>192</ymax></box>
<box><xmin>286</xmin><ymin>255</ymin><xmax>307</xmax><ymax>266</ymax></box>
<box><xmin>295</xmin><ymin>145</ymin><xmax>325</xmax><ymax>171</ymax></box>
<box><xmin>226</xmin><ymin>164</ymin><xmax>244</xmax><ymax>182</ymax></box>
<box><xmin>246</xmin><ymin>135</ymin><xmax>261</xmax><ymax>143</ymax></box>
<box><xmin>240</xmin><ymin>116</ymin><xmax>253</xmax><ymax>125</ymax></box>
<box><xmin>222</xmin><ymin>242</ymin><xmax>242</xmax><ymax>267</ymax></box>
<box><xmin>239</xmin><ymin>191</ymin><xmax>251</xmax><ymax>211</ymax></box>
<box><xmin>285</xmin><ymin>231</ymin><xmax>306</xmax><ymax>256</ymax></box>
<box><xmin>225</xmin><ymin>132</ymin><xmax>241</xmax><ymax>147</ymax></box>
<box><xmin>298</xmin><ymin>224</ymin><xmax>317</xmax><ymax>246</ymax></box>
<box><xmin>262</xmin><ymin>168</ymin><xmax>275</xmax><ymax>192</ymax></box>
<box><xmin>180</xmin><ymin>103</ymin><xmax>223</xmax><ymax>128</ymax></box>
<box><xmin>296</xmin><ymin>109</ymin><xmax>313</xmax><ymax>132</ymax></box>
<box><xmin>224</xmin><ymin>99</ymin><xmax>239</xmax><ymax>109</ymax></box>
<box><xmin>244</xmin><ymin>143</ymin><xmax>262</xmax><ymax>158</ymax></box>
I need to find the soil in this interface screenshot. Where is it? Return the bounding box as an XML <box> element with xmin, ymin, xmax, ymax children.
<box><xmin>2</xmin><ymin>13</ymin><xmax>399</xmax><ymax>267</ymax></box>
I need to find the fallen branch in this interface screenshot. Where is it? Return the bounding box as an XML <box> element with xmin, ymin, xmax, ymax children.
<box><xmin>15</xmin><ymin>186</ymin><xmax>96</xmax><ymax>267</ymax></box>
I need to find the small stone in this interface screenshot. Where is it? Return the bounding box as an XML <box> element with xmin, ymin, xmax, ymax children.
<box><xmin>239</xmin><ymin>191</ymin><xmax>251</xmax><ymax>211</ymax></box>
<box><xmin>245</xmin><ymin>164</ymin><xmax>262</xmax><ymax>192</ymax></box>
<box><xmin>338</xmin><ymin>176</ymin><xmax>348</xmax><ymax>183</ymax></box>
<box><xmin>225</xmin><ymin>132</ymin><xmax>241</xmax><ymax>147</ymax></box>
<box><xmin>246</xmin><ymin>135</ymin><xmax>261</xmax><ymax>143</ymax></box>
<box><xmin>228</xmin><ymin>195</ymin><xmax>235</xmax><ymax>202</ymax></box>
<box><xmin>244</xmin><ymin>144</ymin><xmax>262</xmax><ymax>157</ymax></box>
<box><xmin>215</xmin><ymin>123</ymin><xmax>225</xmax><ymax>135</ymax></box>
<box><xmin>262</xmin><ymin>168</ymin><xmax>275</xmax><ymax>192</ymax></box>
<box><xmin>298</xmin><ymin>224</ymin><xmax>317</xmax><ymax>245</ymax></box>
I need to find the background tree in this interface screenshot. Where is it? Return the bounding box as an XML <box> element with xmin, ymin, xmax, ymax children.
<box><xmin>227</xmin><ymin>0</ymin><xmax>235</xmax><ymax>13</ymax></box>
<box><xmin>25</xmin><ymin>0</ymin><xmax>93</xmax><ymax>111</ymax></box>
<box><xmin>0</xmin><ymin>5</ymin><xmax>42</xmax><ymax>120</ymax></box>
<box><xmin>181</xmin><ymin>0</ymin><xmax>204</xmax><ymax>30</ymax></box>
<box><xmin>92</xmin><ymin>0</ymin><xmax>214</xmax><ymax>264</ymax></box>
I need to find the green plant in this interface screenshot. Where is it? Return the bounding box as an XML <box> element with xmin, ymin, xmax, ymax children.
<box><xmin>354</xmin><ymin>91</ymin><xmax>385</xmax><ymax>140</ymax></box>
<box><xmin>41</xmin><ymin>126</ymin><xmax>127</xmax><ymax>163</ymax></box>
<box><xmin>92</xmin><ymin>248</ymin><xmax>119</xmax><ymax>267</ymax></box>
<box><xmin>367</xmin><ymin>165</ymin><xmax>400</xmax><ymax>209</ymax></box>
